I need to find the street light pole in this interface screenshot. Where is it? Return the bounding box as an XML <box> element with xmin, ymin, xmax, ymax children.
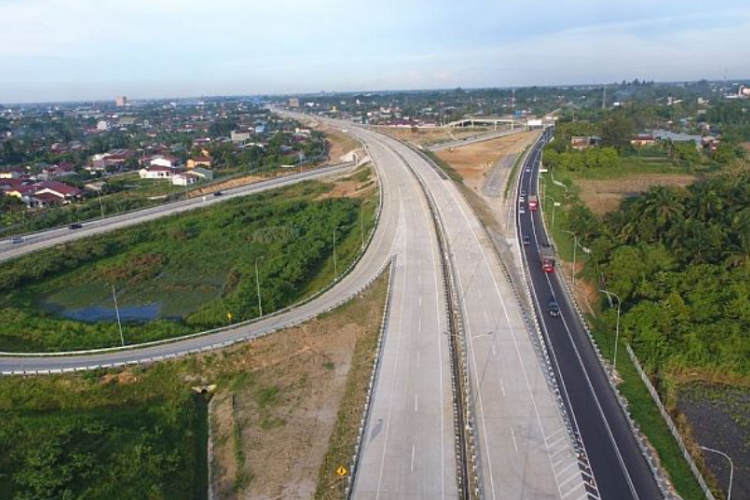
<box><xmin>111</xmin><ymin>285</ymin><xmax>125</xmax><ymax>347</ymax></box>
<box><xmin>333</xmin><ymin>226</ymin><xmax>342</xmax><ymax>277</ymax></box>
<box><xmin>599</xmin><ymin>289</ymin><xmax>622</xmax><ymax>377</ymax></box>
<box><xmin>359</xmin><ymin>201</ymin><xmax>366</xmax><ymax>251</ymax></box>
<box><xmin>255</xmin><ymin>257</ymin><xmax>263</xmax><ymax>318</ymax></box>
<box><xmin>700</xmin><ymin>445</ymin><xmax>734</xmax><ymax>500</ymax></box>
<box><xmin>563</xmin><ymin>230</ymin><xmax>578</xmax><ymax>289</ymax></box>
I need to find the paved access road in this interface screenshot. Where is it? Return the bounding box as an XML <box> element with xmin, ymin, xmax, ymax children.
<box><xmin>518</xmin><ymin>129</ymin><xmax>665</xmax><ymax>500</ymax></box>
<box><xmin>428</xmin><ymin>127</ymin><xmax>523</xmax><ymax>152</ymax></box>
<box><xmin>0</xmin><ymin>164</ymin><xmax>354</xmax><ymax>264</ymax></box>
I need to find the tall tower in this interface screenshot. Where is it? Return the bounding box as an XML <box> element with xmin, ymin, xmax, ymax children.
<box><xmin>602</xmin><ymin>84</ymin><xmax>606</xmax><ymax>110</ymax></box>
<box><xmin>116</xmin><ymin>96</ymin><xmax>127</xmax><ymax>107</ymax></box>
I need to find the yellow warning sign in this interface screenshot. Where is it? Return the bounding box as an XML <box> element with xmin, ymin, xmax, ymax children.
<box><xmin>336</xmin><ymin>466</ymin><xmax>348</xmax><ymax>477</ymax></box>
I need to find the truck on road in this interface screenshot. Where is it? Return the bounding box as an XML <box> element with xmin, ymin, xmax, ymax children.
<box><xmin>541</xmin><ymin>247</ymin><xmax>555</xmax><ymax>273</ymax></box>
<box><xmin>528</xmin><ymin>195</ymin><xmax>539</xmax><ymax>211</ymax></box>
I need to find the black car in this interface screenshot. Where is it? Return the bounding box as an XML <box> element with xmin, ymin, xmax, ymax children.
<box><xmin>523</xmin><ymin>235</ymin><xmax>531</xmax><ymax>246</ymax></box>
<box><xmin>213</xmin><ymin>191</ymin><xmax>224</xmax><ymax>197</ymax></box>
<box><xmin>69</xmin><ymin>223</ymin><xmax>83</xmax><ymax>230</ymax></box>
<box><xmin>548</xmin><ymin>298</ymin><xmax>560</xmax><ymax>317</ymax></box>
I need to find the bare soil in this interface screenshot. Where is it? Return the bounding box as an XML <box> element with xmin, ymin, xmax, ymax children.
<box><xmin>324</xmin><ymin>129</ymin><xmax>360</xmax><ymax>163</ymax></box>
<box><xmin>375</xmin><ymin>126</ymin><xmax>482</xmax><ymax>147</ymax></box>
<box><xmin>576</xmin><ymin>174</ymin><xmax>696</xmax><ymax>215</ymax></box>
<box><xmin>435</xmin><ymin>131</ymin><xmax>536</xmax><ymax>192</ymax></box>
<box><xmin>209</xmin><ymin>274</ymin><xmax>387</xmax><ymax>500</ymax></box>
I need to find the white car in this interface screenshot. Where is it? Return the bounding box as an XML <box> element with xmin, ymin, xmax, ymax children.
<box><xmin>525</xmin><ymin>167</ymin><xmax>531</xmax><ymax>173</ymax></box>
<box><xmin>520</xmin><ymin>206</ymin><xmax>526</xmax><ymax>214</ymax></box>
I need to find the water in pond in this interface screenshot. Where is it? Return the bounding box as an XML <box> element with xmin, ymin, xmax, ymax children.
<box><xmin>59</xmin><ymin>303</ymin><xmax>162</xmax><ymax>323</ymax></box>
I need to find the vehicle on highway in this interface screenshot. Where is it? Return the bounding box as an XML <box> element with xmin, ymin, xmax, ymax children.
<box><xmin>68</xmin><ymin>223</ymin><xmax>83</xmax><ymax>230</ymax></box>
<box><xmin>540</xmin><ymin>246</ymin><xmax>556</xmax><ymax>272</ymax></box>
<box><xmin>548</xmin><ymin>298</ymin><xmax>560</xmax><ymax>317</ymax></box>
<box><xmin>11</xmin><ymin>236</ymin><xmax>25</xmax><ymax>244</ymax></box>
<box><xmin>519</xmin><ymin>205</ymin><xmax>526</xmax><ymax>214</ymax></box>
<box><xmin>213</xmin><ymin>191</ymin><xmax>224</xmax><ymax>197</ymax></box>
<box><xmin>521</xmin><ymin>189</ymin><xmax>526</xmax><ymax>197</ymax></box>
<box><xmin>528</xmin><ymin>195</ymin><xmax>539</xmax><ymax>211</ymax></box>
<box><xmin>525</xmin><ymin>167</ymin><xmax>531</xmax><ymax>173</ymax></box>
<box><xmin>523</xmin><ymin>235</ymin><xmax>531</xmax><ymax>246</ymax></box>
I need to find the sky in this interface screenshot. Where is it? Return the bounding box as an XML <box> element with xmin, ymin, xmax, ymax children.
<box><xmin>1</xmin><ymin>0</ymin><xmax>749</xmax><ymax>103</ymax></box>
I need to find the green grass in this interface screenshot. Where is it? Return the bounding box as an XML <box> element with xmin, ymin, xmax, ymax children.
<box><xmin>568</xmin><ymin>156</ymin><xmax>697</xmax><ymax>181</ymax></box>
<box><xmin>0</xmin><ymin>179</ymin><xmax>379</xmax><ymax>352</ymax></box>
<box><xmin>0</xmin><ymin>365</ymin><xmax>208</xmax><ymax>500</ymax></box>
<box><xmin>504</xmin><ymin>145</ymin><xmax>530</xmax><ymax>200</ymax></box>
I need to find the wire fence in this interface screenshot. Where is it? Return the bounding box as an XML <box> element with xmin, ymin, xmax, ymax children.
<box><xmin>626</xmin><ymin>345</ymin><xmax>717</xmax><ymax>500</ymax></box>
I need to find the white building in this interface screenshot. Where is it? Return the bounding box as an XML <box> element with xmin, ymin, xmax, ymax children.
<box><xmin>139</xmin><ymin>166</ymin><xmax>178</xmax><ymax>179</ymax></box>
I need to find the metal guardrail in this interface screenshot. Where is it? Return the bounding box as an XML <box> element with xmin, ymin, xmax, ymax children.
<box><xmin>392</xmin><ymin>147</ymin><xmax>475</xmax><ymax>499</ymax></box>
<box><xmin>627</xmin><ymin>345</ymin><xmax>717</xmax><ymax>500</ymax></box>
<box><xmin>344</xmin><ymin>256</ymin><xmax>396</xmax><ymax>498</ymax></box>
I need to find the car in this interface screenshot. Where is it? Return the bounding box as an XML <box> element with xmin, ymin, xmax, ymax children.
<box><xmin>521</xmin><ymin>189</ymin><xmax>526</xmax><ymax>197</ymax></box>
<box><xmin>548</xmin><ymin>298</ymin><xmax>561</xmax><ymax>317</ymax></box>
<box><xmin>523</xmin><ymin>235</ymin><xmax>531</xmax><ymax>246</ymax></box>
<box><xmin>213</xmin><ymin>191</ymin><xmax>224</xmax><ymax>197</ymax></box>
<box><xmin>11</xmin><ymin>236</ymin><xmax>24</xmax><ymax>244</ymax></box>
<box><xmin>525</xmin><ymin>167</ymin><xmax>531</xmax><ymax>173</ymax></box>
<box><xmin>519</xmin><ymin>206</ymin><xmax>526</xmax><ymax>214</ymax></box>
<box><xmin>68</xmin><ymin>223</ymin><xmax>83</xmax><ymax>230</ymax></box>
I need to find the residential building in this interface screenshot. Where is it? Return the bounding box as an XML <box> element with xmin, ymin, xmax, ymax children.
<box><xmin>231</xmin><ymin>130</ymin><xmax>252</xmax><ymax>143</ymax></box>
<box><xmin>289</xmin><ymin>97</ymin><xmax>300</xmax><ymax>108</ymax></box>
<box><xmin>149</xmin><ymin>155</ymin><xmax>180</xmax><ymax>168</ymax></box>
<box><xmin>139</xmin><ymin>165</ymin><xmax>179</xmax><ymax>179</ymax></box>
<box><xmin>187</xmin><ymin>156</ymin><xmax>213</xmax><ymax>169</ymax></box>
<box><xmin>116</xmin><ymin>96</ymin><xmax>128</xmax><ymax>107</ymax></box>
<box><xmin>631</xmin><ymin>134</ymin><xmax>656</xmax><ymax>147</ymax></box>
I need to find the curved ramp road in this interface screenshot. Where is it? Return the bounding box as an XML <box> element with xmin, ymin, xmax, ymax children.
<box><xmin>518</xmin><ymin>130</ymin><xmax>665</xmax><ymax>499</ymax></box>
<box><xmin>0</xmin><ymin>164</ymin><xmax>354</xmax><ymax>264</ymax></box>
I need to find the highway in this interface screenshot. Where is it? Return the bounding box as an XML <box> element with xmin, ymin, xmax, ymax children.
<box><xmin>1</xmin><ymin>116</ymin><xmax>595</xmax><ymax>500</ymax></box>
<box><xmin>0</xmin><ymin>164</ymin><xmax>355</xmax><ymax>264</ymax></box>
<box><xmin>427</xmin><ymin>127</ymin><xmax>522</xmax><ymax>152</ymax></box>
<box><xmin>517</xmin><ymin>130</ymin><xmax>665</xmax><ymax>499</ymax></box>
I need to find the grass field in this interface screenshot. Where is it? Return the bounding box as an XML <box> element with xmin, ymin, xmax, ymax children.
<box><xmin>0</xmin><ymin>173</ymin><xmax>378</xmax><ymax>352</ymax></box>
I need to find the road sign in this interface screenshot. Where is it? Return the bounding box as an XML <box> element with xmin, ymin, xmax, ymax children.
<box><xmin>336</xmin><ymin>466</ymin><xmax>348</xmax><ymax>477</ymax></box>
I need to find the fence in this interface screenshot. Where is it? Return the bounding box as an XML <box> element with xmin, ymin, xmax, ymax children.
<box><xmin>626</xmin><ymin>345</ymin><xmax>717</xmax><ymax>500</ymax></box>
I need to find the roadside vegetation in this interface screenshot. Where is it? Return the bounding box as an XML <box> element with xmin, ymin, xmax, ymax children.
<box><xmin>0</xmin><ymin>269</ymin><xmax>389</xmax><ymax>500</ymax></box>
<box><xmin>0</xmin><ymin>170</ymin><xmax>378</xmax><ymax>352</ymax></box>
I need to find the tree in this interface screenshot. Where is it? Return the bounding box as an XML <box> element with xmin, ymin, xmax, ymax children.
<box><xmin>600</xmin><ymin>113</ymin><xmax>635</xmax><ymax>151</ymax></box>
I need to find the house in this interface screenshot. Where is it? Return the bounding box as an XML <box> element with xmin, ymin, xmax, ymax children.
<box><xmin>32</xmin><ymin>181</ymin><xmax>82</xmax><ymax>202</ymax></box>
<box><xmin>231</xmin><ymin>130</ymin><xmax>251</xmax><ymax>143</ymax></box>
<box><xmin>139</xmin><ymin>165</ymin><xmax>179</xmax><ymax>179</ymax></box>
<box><xmin>570</xmin><ymin>136</ymin><xmax>600</xmax><ymax>150</ymax></box>
<box><xmin>631</xmin><ymin>134</ymin><xmax>656</xmax><ymax>147</ymax></box>
<box><xmin>187</xmin><ymin>156</ymin><xmax>212</xmax><ymax>169</ymax></box>
<box><xmin>96</xmin><ymin>120</ymin><xmax>109</xmax><ymax>131</ymax></box>
<box><xmin>38</xmin><ymin>163</ymin><xmax>76</xmax><ymax>180</ymax></box>
<box><xmin>191</xmin><ymin>167</ymin><xmax>214</xmax><ymax>181</ymax></box>
<box><xmin>0</xmin><ymin>167</ymin><xmax>25</xmax><ymax>179</ymax></box>
<box><xmin>149</xmin><ymin>155</ymin><xmax>180</xmax><ymax>168</ymax></box>
<box><xmin>172</xmin><ymin>172</ymin><xmax>201</xmax><ymax>186</ymax></box>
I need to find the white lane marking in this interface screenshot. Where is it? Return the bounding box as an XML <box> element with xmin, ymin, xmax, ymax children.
<box><xmin>555</xmin><ymin>461</ymin><xmax>578</xmax><ymax>479</ymax></box>
<box><xmin>411</xmin><ymin>444</ymin><xmax>416</xmax><ymax>472</ymax></box>
<box><xmin>413</xmin><ymin>156</ymin><xmax>448</xmax><ymax>500</ymax></box>
<box><xmin>500</xmin><ymin>376</ymin><xmax>506</xmax><ymax>397</ymax></box>
<box><xmin>483</xmin><ymin>310</ymin><xmax>489</xmax><ymax>323</ymax></box>
<box><xmin>374</xmin><ymin>200</ymin><xmax>408</xmax><ymax>500</ymax></box>
<box><xmin>414</xmin><ymin>393</ymin><xmax>419</xmax><ymax>412</ymax></box>
<box><xmin>418</xmin><ymin>319</ymin><xmax>422</xmax><ymax>333</ymax></box>
<box><xmin>510</xmin><ymin>426</ymin><xmax>519</xmax><ymax>453</ymax></box>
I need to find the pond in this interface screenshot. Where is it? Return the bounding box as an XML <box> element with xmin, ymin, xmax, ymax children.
<box><xmin>55</xmin><ymin>303</ymin><xmax>162</xmax><ymax>323</ymax></box>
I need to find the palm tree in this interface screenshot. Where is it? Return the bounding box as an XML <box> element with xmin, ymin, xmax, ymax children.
<box><xmin>639</xmin><ymin>186</ymin><xmax>685</xmax><ymax>237</ymax></box>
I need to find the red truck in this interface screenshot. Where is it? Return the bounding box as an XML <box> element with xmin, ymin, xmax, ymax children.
<box><xmin>541</xmin><ymin>247</ymin><xmax>556</xmax><ymax>273</ymax></box>
<box><xmin>528</xmin><ymin>195</ymin><xmax>539</xmax><ymax>211</ymax></box>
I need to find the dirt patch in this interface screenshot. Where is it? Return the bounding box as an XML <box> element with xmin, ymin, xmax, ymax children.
<box><xmin>576</xmin><ymin>174</ymin><xmax>697</xmax><ymax>215</ymax></box>
<box><xmin>208</xmin><ymin>273</ymin><xmax>387</xmax><ymax>500</ymax></box>
<box><xmin>325</xmin><ymin>129</ymin><xmax>360</xmax><ymax>163</ymax></box>
<box><xmin>101</xmin><ymin>370</ymin><xmax>139</xmax><ymax>386</ymax></box>
<box><xmin>316</xmin><ymin>167</ymin><xmax>377</xmax><ymax>201</ymax></box>
<box><xmin>375</xmin><ymin>126</ymin><xmax>483</xmax><ymax>147</ymax></box>
<box><xmin>436</xmin><ymin>131</ymin><xmax>537</xmax><ymax>192</ymax></box>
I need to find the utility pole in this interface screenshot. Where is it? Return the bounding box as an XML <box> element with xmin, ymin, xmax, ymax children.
<box><xmin>359</xmin><ymin>204</ymin><xmax>365</xmax><ymax>251</ymax></box>
<box><xmin>563</xmin><ymin>230</ymin><xmax>578</xmax><ymax>289</ymax></box>
<box><xmin>111</xmin><ymin>285</ymin><xmax>125</xmax><ymax>347</ymax></box>
<box><xmin>97</xmin><ymin>189</ymin><xmax>105</xmax><ymax>219</ymax></box>
<box><xmin>333</xmin><ymin>227</ymin><xmax>341</xmax><ymax>276</ymax></box>
<box><xmin>255</xmin><ymin>257</ymin><xmax>263</xmax><ymax>318</ymax></box>
<box><xmin>602</xmin><ymin>84</ymin><xmax>606</xmax><ymax>110</ymax></box>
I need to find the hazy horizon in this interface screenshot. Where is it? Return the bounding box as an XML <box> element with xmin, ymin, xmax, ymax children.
<box><xmin>1</xmin><ymin>0</ymin><xmax>749</xmax><ymax>104</ymax></box>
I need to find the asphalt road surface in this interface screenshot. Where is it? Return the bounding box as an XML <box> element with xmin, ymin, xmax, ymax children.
<box><xmin>517</xmin><ymin>129</ymin><xmax>665</xmax><ymax>500</ymax></box>
<box><xmin>0</xmin><ymin>164</ymin><xmax>354</xmax><ymax>264</ymax></box>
